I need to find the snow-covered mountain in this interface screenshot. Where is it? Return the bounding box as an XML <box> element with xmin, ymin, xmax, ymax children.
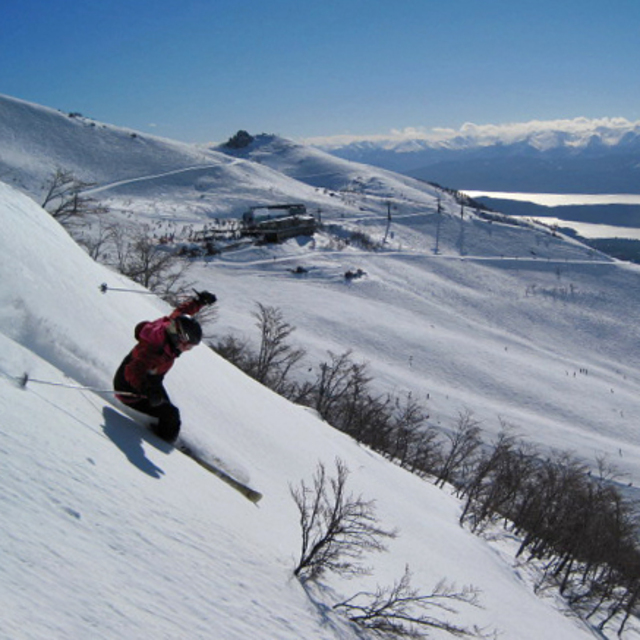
<box><xmin>314</xmin><ymin>118</ymin><xmax>640</xmax><ymax>193</ymax></box>
<box><xmin>2</xmin><ymin>93</ymin><xmax>640</xmax><ymax>638</ymax></box>
<box><xmin>212</xmin><ymin>132</ymin><xmax>445</xmax><ymax>199</ymax></box>
<box><xmin>0</xmin><ymin>166</ymin><xmax>629</xmax><ymax>640</ymax></box>
<box><xmin>0</xmin><ymin>93</ymin><xmax>440</xmax><ymax>223</ymax></box>
<box><xmin>314</xmin><ymin>118</ymin><xmax>640</xmax><ymax>153</ymax></box>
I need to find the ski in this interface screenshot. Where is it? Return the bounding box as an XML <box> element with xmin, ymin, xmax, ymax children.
<box><xmin>110</xmin><ymin>403</ymin><xmax>263</xmax><ymax>503</ymax></box>
<box><xmin>177</xmin><ymin>444</ymin><xmax>263</xmax><ymax>504</ymax></box>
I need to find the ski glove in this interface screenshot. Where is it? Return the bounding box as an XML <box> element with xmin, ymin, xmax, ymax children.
<box><xmin>195</xmin><ymin>290</ymin><xmax>217</xmax><ymax>306</ymax></box>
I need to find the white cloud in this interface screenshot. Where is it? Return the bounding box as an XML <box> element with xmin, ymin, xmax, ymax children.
<box><xmin>305</xmin><ymin>117</ymin><xmax>640</xmax><ymax>149</ymax></box>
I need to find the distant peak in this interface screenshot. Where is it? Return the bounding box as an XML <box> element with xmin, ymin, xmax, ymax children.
<box><xmin>223</xmin><ymin>130</ymin><xmax>255</xmax><ymax>150</ymax></box>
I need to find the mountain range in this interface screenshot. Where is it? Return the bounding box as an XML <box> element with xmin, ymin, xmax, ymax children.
<box><xmin>315</xmin><ymin>119</ymin><xmax>640</xmax><ymax>194</ymax></box>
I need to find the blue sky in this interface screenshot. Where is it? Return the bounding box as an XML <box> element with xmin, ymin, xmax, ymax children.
<box><xmin>2</xmin><ymin>0</ymin><xmax>639</xmax><ymax>144</ymax></box>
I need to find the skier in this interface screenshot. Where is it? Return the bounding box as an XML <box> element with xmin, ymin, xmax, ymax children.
<box><xmin>114</xmin><ymin>290</ymin><xmax>217</xmax><ymax>442</ymax></box>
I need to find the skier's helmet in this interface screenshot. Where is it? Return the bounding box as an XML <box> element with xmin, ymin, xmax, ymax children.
<box><xmin>171</xmin><ymin>314</ymin><xmax>202</xmax><ymax>348</ymax></box>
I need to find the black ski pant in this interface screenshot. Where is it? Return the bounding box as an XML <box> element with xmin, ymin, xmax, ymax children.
<box><xmin>113</xmin><ymin>361</ymin><xmax>181</xmax><ymax>443</ymax></box>
<box><xmin>124</xmin><ymin>394</ymin><xmax>181</xmax><ymax>443</ymax></box>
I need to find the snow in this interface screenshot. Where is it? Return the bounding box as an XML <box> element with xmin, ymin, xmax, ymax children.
<box><xmin>2</xmin><ymin>92</ymin><xmax>640</xmax><ymax>639</ymax></box>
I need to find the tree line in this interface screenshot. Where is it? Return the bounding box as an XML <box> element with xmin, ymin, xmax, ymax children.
<box><xmin>214</xmin><ymin>303</ymin><xmax>640</xmax><ymax>637</ymax></box>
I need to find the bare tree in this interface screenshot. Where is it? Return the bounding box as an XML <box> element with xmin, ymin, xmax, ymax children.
<box><xmin>386</xmin><ymin>392</ymin><xmax>429</xmax><ymax>469</ymax></box>
<box><xmin>41</xmin><ymin>168</ymin><xmax>108</xmax><ymax>225</ymax></box>
<box><xmin>76</xmin><ymin>218</ymin><xmax>118</xmax><ymax>261</ymax></box>
<box><xmin>458</xmin><ymin>430</ymin><xmax>535</xmax><ymax>531</ymax></box>
<box><xmin>291</xmin><ymin>458</ymin><xmax>397</xmax><ymax>581</ymax></box>
<box><xmin>250</xmin><ymin>303</ymin><xmax>306</xmax><ymax>394</ymax></box>
<box><xmin>408</xmin><ymin>427</ymin><xmax>444</xmax><ymax>479</ymax></box>
<box><xmin>213</xmin><ymin>334</ymin><xmax>252</xmax><ymax>371</ymax></box>
<box><xmin>435</xmin><ymin>411</ymin><xmax>482</xmax><ymax>489</ymax></box>
<box><xmin>310</xmin><ymin>350</ymin><xmax>372</xmax><ymax>430</ymax></box>
<box><xmin>110</xmin><ymin>226</ymin><xmax>194</xmax><ymax>303</ymax></box>
<box><xmin>334</xmin><ymin>566</ymin><xmax>489</xmax><ymax>639</ymax></box>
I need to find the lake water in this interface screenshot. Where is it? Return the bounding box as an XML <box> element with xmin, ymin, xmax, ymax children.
<box><xmin>462</xmin><ymin>191</ymin><xmax>640</xmax><ymax>239</ymax></box>
<box><xmin>463</xmin><ymin>191</ymin><xmax>640</xmax><ymax>207</ymax></box>
<box><xmin>527</xmin><ymin>218</ymin><xmax>640</xmax><ymax>240</ymax></box>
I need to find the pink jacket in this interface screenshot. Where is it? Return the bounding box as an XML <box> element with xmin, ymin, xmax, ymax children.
<box><xmin>122</xmin><ymin>298</ymin><xmax>203</xmax><ymax>393</ymax></box>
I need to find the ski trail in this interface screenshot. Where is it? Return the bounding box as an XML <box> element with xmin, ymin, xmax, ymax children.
<box><xmin>84</xmin><ymin>159</ymin><xmax>246</xmax><ymax>195</ymax></box>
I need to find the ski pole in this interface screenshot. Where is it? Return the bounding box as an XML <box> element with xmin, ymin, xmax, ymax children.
<box><xmin>99</xmin><ymin>283</ymin><xmax>157</xmax><ymax>295</ymax></box>
<box><xmin>18</xmin><ymin>373</ymin><xmax>144</xmax><ymax>398</ymax></box>
<box><xmin>99</xmin><ymin>283</ymin><xmax>194</xmax><ymax>300</ymax></box>
<box><xmin>100</xmin><ymin>282</ymin><xmax>201</xmax><ymax>302</ymax></box>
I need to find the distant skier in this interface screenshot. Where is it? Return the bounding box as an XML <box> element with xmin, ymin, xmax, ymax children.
<box><xmin>114</xmin><ymin>290</ymin><xmax>217</xmax><ymax>442</ymax></box>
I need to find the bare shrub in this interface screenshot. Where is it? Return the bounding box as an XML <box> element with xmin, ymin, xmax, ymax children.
<box><xmin>213</xmin><ymin>334</ymin><xmax>252</xmax><ymax>371</ymax></box>
<box><xmin>213</xmin><ymin>303</ymin><xmax>305</xmax><ymax>397</ymax></box>
<box><xmin>304</xmin><ymin>350</ymin><xmax>397</xmax><ymax>452</ymax></box>
<box><xmin>76</xmin><ymin>218</ymin><xmax>119</xmax><ymax>261</ymax></box>
<box><xmin>406</xmin><ymin>426</ymin><xmax>444</xmax><ymax>479</ymax></box>
<box><xmin>334</xmin><ymin>565</ymin><xmax>488</xmax><ymax>639</ymax></box>
<box><xmin>435</xmin><ymin>410</ymin><xmax>482</xmax><ymax>489</ymax></box>
<box><xmin>386</xmin><ymin>392</ymin><xmax>430</xmax><ymax>470</ymax></box>
<box><xmin>41</xmin><ymin>168</ymin><xmax>108</xmax><ymax>225</ymax></box>
<box><xmin>291</xmin><ymin>458</ymin><xmax>397</xmax><ymax>581</ymax></box>
<box><xmin>349</xmin><ymin>230</ymin><xmax>382</xmax><ymax>251</ymax></box>
<box><xmin>458</xmin><ymin>430</ymin><xmax>537</xmax><ymax>532</ymax></box>
<box><xmin>310</xmin><ymin>350</ymin><xmax>370</xmax><ymax>425</ymax></box>
<box><xmin>249</xmin><ymin>303</ymin><xmax>306</xmax><ymax>394</ymax></box>
<box><xmin>457</xmin><ymin>436</ymin><xmax>640</xmax><ymax>636</ymax></box>
<box><xmin>110</xmin><ymin>225</ymin><xmax>195</xmax><ymax>304</ymax></box>
<box><xmin>215</xmin><ymin>317</ymin><xmax>433</xmax><ymax>471</ymax></box>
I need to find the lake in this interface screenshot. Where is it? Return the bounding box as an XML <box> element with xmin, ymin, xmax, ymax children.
<box><xmin>463</xmin><ymin>191</ymin><xmax>640</xmax><ymax>207</ymax></box>
<box><xmin>462</xmin><ymin>191</ymin><xmax>640</xmax><ymax>239</ymax></box>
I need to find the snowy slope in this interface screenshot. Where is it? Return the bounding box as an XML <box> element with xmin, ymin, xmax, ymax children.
<box><xmin>0</xmin><ymin>93</ymin><xmax>457</xmax><ymax>226</ymax></box>
<box><xmin>2</xmin><ymin>92</ymin><xmax>638</xmax><ymax>486</ymax></box>
<box><xmin>196</xmin><ymin>209</ymin><xmax>640</xmax><ymax>489</ymax></box>
<box><xmin>0</xmin><ymin>93</ymin><xmax>224</xmax><ymax>190</ymax></box>
<box><xmin>0</xmin><ymin>178</ymin><xmax>618</xmax><ymax>637</ymax></box>
<box><xmin>3</xmin><ymin>93</ymin><xmax>640</xmax><ymax>637</ymax></box>
<box><xmin>0</xmin><ymin>93</ymin><xmax>355</xmax><ymax>222</ymax></box>
<box><xmin>214</xmin><ymin>132</ymin><xmax>445</xmax><ymax>201</ymax></box>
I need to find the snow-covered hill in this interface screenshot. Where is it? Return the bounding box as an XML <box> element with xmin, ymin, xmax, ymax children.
<box><xmin>214</xmin><ymin>132</ymin><xmax>447</xmax><ymax>201</ymax></box>
<box><xmin>0</xmin><ymin>94</ymin><xmax>222</xmax><ymax>189</ymax></box>
<box><xmin>2</xmin><ymin>176</ymin><xmax>617</xmax><ymax>640</ymax></box>
<box><xmin>2</xmin><ymin>93</ymin><xmax>638</xmax><ymax>478</ymax></box>
<box><xmin>0</xmin><ymin>94</ymin><xmax>475</xmax><ymax>230</ymax></box>
<box><xmin>0</xmin><ymin>93</ymin><xmax>352</xmax><ymax>221</ymax></box>
<box><xmin>3</xmin><ymin>93</ymin><xmax>640</xmax><ymax>638</ymax></box>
